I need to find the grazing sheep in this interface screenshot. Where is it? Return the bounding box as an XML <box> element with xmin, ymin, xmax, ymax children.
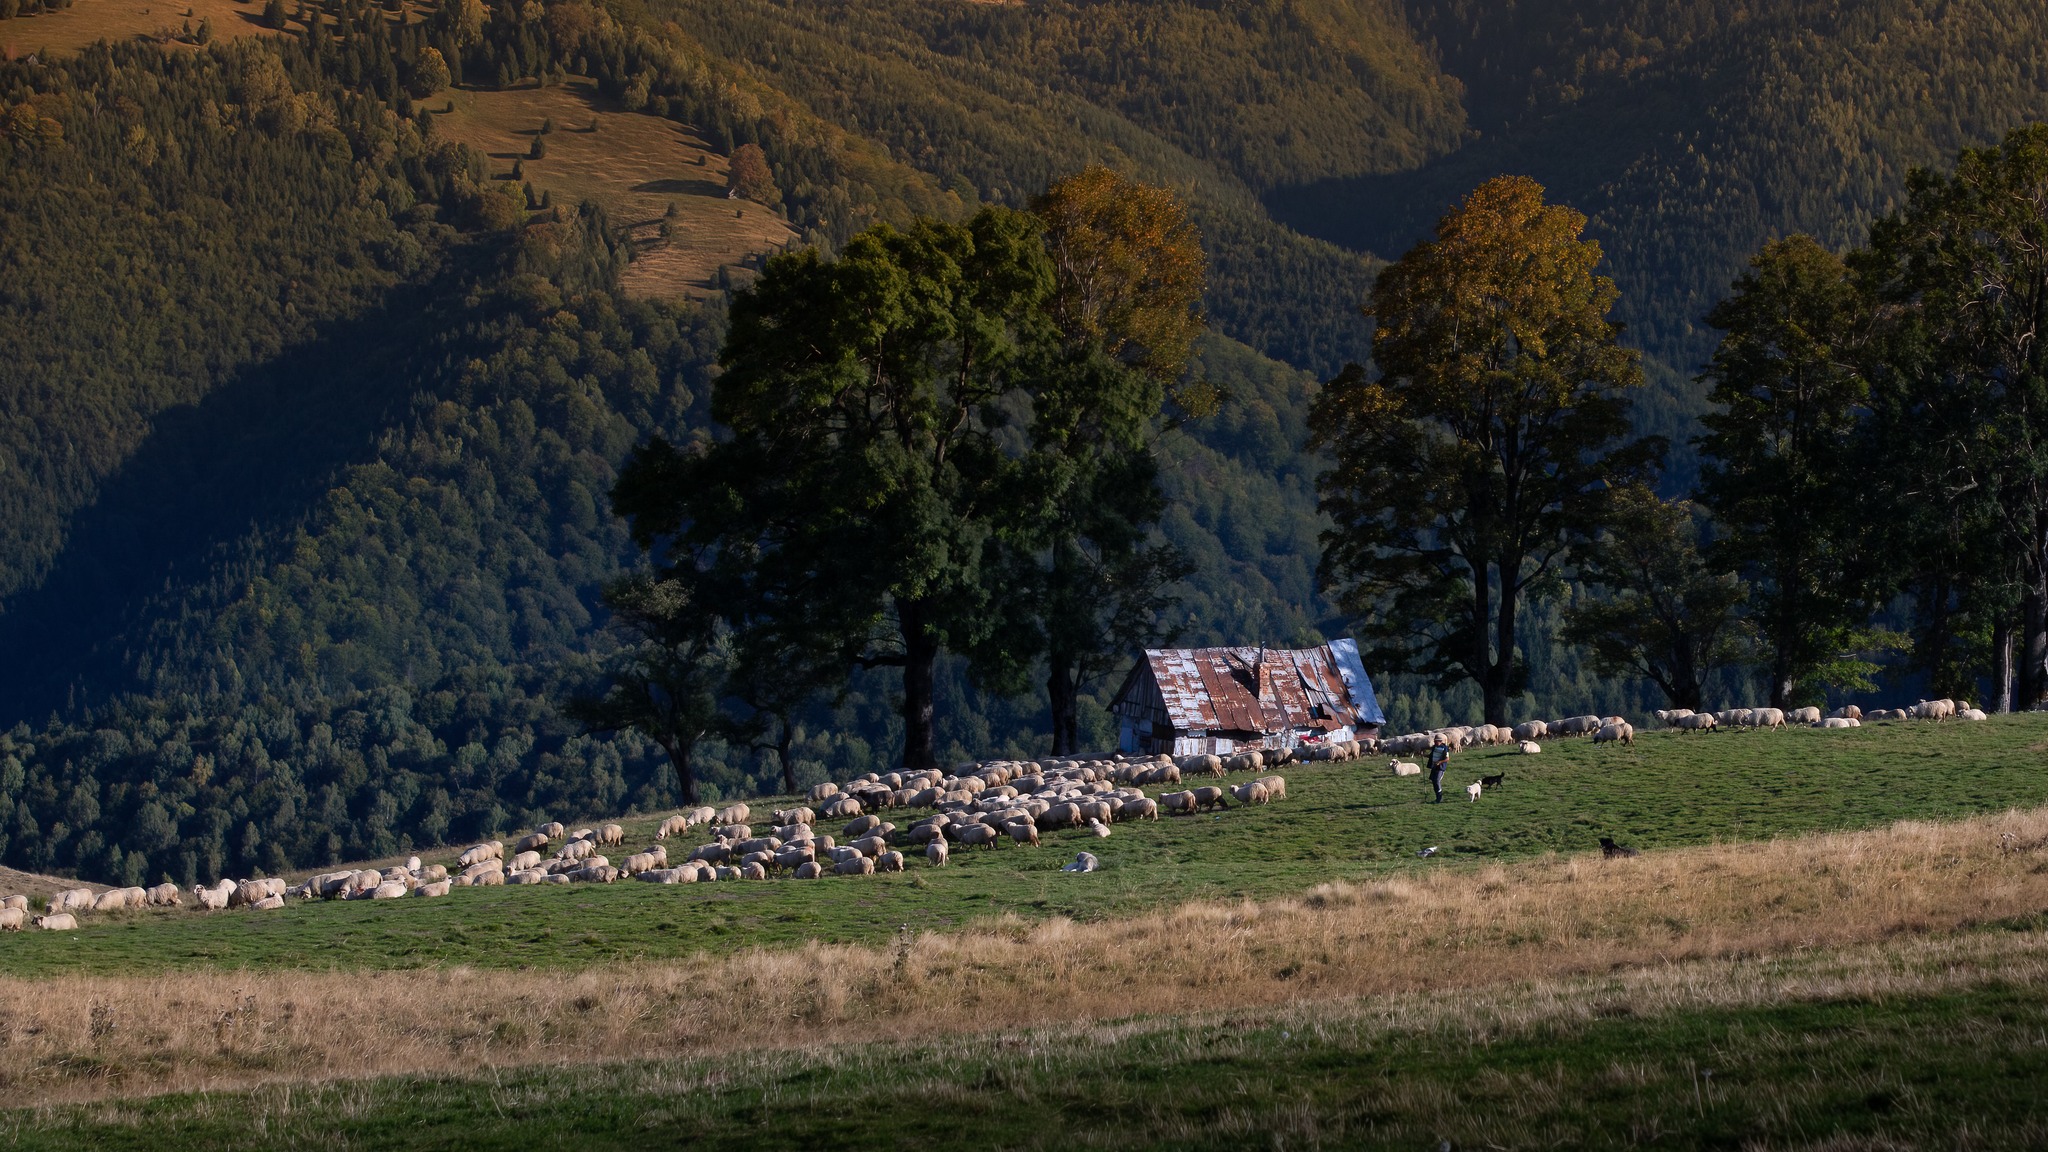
<box><xmin>417</xmin><ymin>879</ymin><xmax>453</xmax><ymax>897</ymax></box>
<box><xmin>37</xmin><ymin>913</ymin><xmax>79</xmax><ymax>931</ymax></box>
<box><xmin>49</xmin><ymin>887</ymin><xmax>95</xmax><ymax>914</ymax></box>
<box><xmin>1512</xmin><ymin>721</ymin><xmax>1548</xmax><ymax>741</ymax></box>
<box><xmin>1389</xmin><ymin>759</ymin><xmax>1422</xmax><ymax>777</ymax></box>
<box><xmin>620</xmin><ymin>851</ymin><xmax>663</xmax><ymax>875</ymax></box>
<box><xmin>598</xmin><ymin>824</ymin><xmax>625</xmax><ymax>846</ymax></box>
<box><xmin>716</xmin><ymin>803</ymin><xmax>751</xmax><ymax>826</ymax></box>
<box><xmin>1232</xmin><ymin>780</ymin><xmax>1270</xmax><ymax>805</ymax></box>
<box><xmin>1676</xmin><ymin>712</ymin><xmax>1717</xmax><ymax>732</ymax></box>
<box><xmin>1555</xmin><ymin>715</ymin><xmax>1603</xmax><ymax>736</ymax></box>
<box><xmin>1599</xmin><ymin>837</ymin><xmax>1640</xmax><ymax>859</ymax></box>
<box><xmin>1189</xmin><ymin>785</ymin><xmax>1230</xmax><ymax>812</ymax></box>
<box><xmin>820</xmin><ymin>796</ymin><xmax>862</xmax><ymax>820</ymax></box>
<box><xmin>1821</xmin><ymin>716</ymin><xmax>1860</xmax><ymax>729</ymax></box>
<box><xmin>1788</xmin><ymin>706</ymin><xmax>1822</xmax><ymax>725</ymax></box>
<box><xmin>92</xmin><ymin>888</ymin><xmax>135</xmax><ymax>912</ymax></box>
<box><xmin>794</xmin><ymin>861</ymin><xmax>824</xmax><ymax>879</ymax></box>
<box><xmin>1593</xmin><ymin>721</ymin><xmax>1635</xmax><ymax>745</ymax></box>
<box><xmin>1122</xmin><ymin>797</ymin><xmax>1159</xmax><ymax>821</ymax></box>
<box><xmin>0</xmin><ymin>895</ymin><xmax>25</xmax><ymax>913</ymax></box>
<box><xmin>1752</xmin><ymin>707</ymin><xmax>1787</xmax><ymax>728</ymax></box>
<box><xmin>1062</xmin><ymin>852</ymin><xmax>1099</xmax><ymax>873</ymax></box>
<box><xmin>555</xmin><ymin>839</ymin><xmax>596</xmax><ymax>863</ymax></box>
<box><xmin>1160</xmin><ymin>790</ymin><xmax>1198</xmax><ymax>815</ymax></box>
<box><xmin>832</xmin><ymin>855</ymin><xmax>875</xmax><ymax>876</ymax></box>
<box><xmin>194</xmin><ymin>882</ymin><xmax>232</xmax><ymax>910</ymax></box>
<box><xmin>513</xmin><ymin>832</ymin><xmax>550</xmax><ymax>855</ymax></box>
<box><xmin>1255</xmin><ymin>775</ymin><xmax>1287</xmax><ymax>801</ymax></box>
<box><xmin>1004</xmin><ymin>822</ymin><xmax>1040</xmax><ymax>847</ymax></box>
<box><xmin>456</xmin><ymin>842</ymin><xmax>503</xmax><ymax>868</ymax></box>
<box><xmin>372</xmin><ymin>881</ymin><xmax>409</xmax><ymax>900</ymax></box>
<box><xmin>740</xmin><ymin>862</ymin><xmax>768</xmax><ymax>880</ymax></box>
<box><xmin>144</xmin><ymin>883</ymin><xmax>181</xmax><ymax>907</ymax></box>
<box><xmin>537</xmin><ymin>822</ymin><xmax>565</xmax><ymax>840</ymax></box>
<box><xmin>1653</xmin><ymin>709</ymin><xmax>1693</xmax><ymax>726</ymax></box>
<box><xmin>1829</xmin><ymin>705</ymin><xmax>1863</xmax><ymax>721</ymax></box>
<box><xmin>953</xmin><ymin>824</ymin><xmax>1001</xmax><ymax>849</ymax></box>
<box><xmin>808</xmin><ymin>782</ymin><xmax>839</xmax><ymax>804</ymax></box>
<box><xmin>567</xmin><ymin>865</ymin><xmax>619</xmax><ymax>883</ymax></box>
<box><xmin>843</xmin><ymin>814</ymin><xmax>881</xmax><ymax>839</ymax></box>
<box><xmin>876</xmin><ymin>851</ymin><xmax>906</xmax><ymax>872</ymax></box>
<box><xmin>0</xmin><ymin>909</ymin><xmax>22</xmax><ymax>931</ymax></box>
<box><xmin>1466</xmin><ymin>781</ymin><xmax>1483</xmax><ymax>802</ymax></box>
<box><xmin>511</xmin><ymin>850</ymin><xmax>543</xmax><ymax>871</ymax></box>
<box><xmin>1519</xmin><ymin>740</ymin><xmax>1542</xmax><ymax>754</ymax></box>
<box><xmin>926</xmin><ymin>840</ymin><xmax>949</xmax><ymax>867</ymax></box>
<box><xmin>250</xmin><ymin>894</ymin><xmax>286</xmax><ymax>910</ymax></box>
<box><xmin>773</xmin><ymin>807</ymin><xmax>815</xmax><ymax>828</ymax></box>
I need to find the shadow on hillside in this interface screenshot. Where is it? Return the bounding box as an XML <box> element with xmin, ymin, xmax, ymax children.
<box><xmin>633</xmin><ymin>177</ymin><xmax>727</xmax><ymax>198</ymax></box>
<box><xmin>1264</xmin><ymin>82</ymin><xmax>1705</xmax><ymax>264</ymax></box>
<box><xmin>0</xmin><ymin>252</ymin><xmax>487</xmax><ymax>726</ymax></box>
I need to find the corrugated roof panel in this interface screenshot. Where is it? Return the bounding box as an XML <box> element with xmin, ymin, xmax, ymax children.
<box><xmin>1125</xmin><ymin>641</ymin><xmax>1382</xmax><ymax>741</ymax></box>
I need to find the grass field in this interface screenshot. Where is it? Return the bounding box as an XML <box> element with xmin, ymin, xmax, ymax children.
<box><xmin>8</xmin><ymin>924</ymin><xmax>2048</xmax><ymax>1149</ymax></box>
<box><xmin>4</xmin><ymin>714</ymin><xmax>2045</xmax><ymax>976</ymax></box>
<box><xmin>427</xmin><ymin>78</ymin><xmax>796</xmax><ymax>299</ymax></box>
<box><xmin>0</xmin><ymin>0</ymin><xmax>415</xmax><ymax>59</ymax></box>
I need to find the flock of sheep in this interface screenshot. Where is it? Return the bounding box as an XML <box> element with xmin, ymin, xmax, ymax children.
<box><xmin>3</xmin><ymin>746</ymin><xmax>1330</xmax><ymax>929</ymax></box>
<box><xmin>0</xmin><ymin>698</ymin><xmax>1992</xmax><ymax>931</ymax></box>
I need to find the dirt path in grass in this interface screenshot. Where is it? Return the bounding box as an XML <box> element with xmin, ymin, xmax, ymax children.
<box><xmin>6</xmin><ymin>805</ymin><xmax>2048</xmax><ymax>1104</ymax></box>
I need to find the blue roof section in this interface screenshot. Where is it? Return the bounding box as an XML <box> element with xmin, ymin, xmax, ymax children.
<box><xmin>1326</xmin><ymin>637</ymin><xmax>1385</xmax><ymax>726</ymax></box>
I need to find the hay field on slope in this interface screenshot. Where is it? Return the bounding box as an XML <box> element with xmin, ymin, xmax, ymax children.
<box><xmin>428</xmin><ymin>78</ymin><xmax>796</xmax><ymax>299</ymax></box>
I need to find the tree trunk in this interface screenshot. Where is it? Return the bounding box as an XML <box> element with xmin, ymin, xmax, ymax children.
<box><xmin>1047</xmin><ymin>656</ymin><xmax>1080</xmax><ymax>756</ymax></box>
<box><xmin>1993</xmin><ymin>615</ymin><xmax>2015</xmax><ymax>714</ymax></box>
<box><xmin>898</xmin><ymin>597</ymin><xmax>940</xmax><ymax>771</ymax></box>
<box><xmin>664</xmin><ymin>740</ymin><xmax>699</xmax><ymax>806</ymax></box>
<box><xmin>775</xmin><ymin>719</ymin><xmax>797</xmax><ymax>795</ymax></box>
<box><xmin>1481</xmin><ymin>557</ymin><xmax>1520</xmax><ymax>727</ymax></box>
<box><xmin>2022</xmin><ymin>578</ymin><xmax>2047</xmax><ymax>712</ymax></box>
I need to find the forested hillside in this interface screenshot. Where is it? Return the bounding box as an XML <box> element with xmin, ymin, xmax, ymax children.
<box><xmin>1</xmin><ymin>0</ymin><xmax>2044</xmax><ymax>883</ymax></box>
<box><xmin>1274</xmin><ymin>0</ymin><xmax>2048</xmax><ymax>480</ymax></box>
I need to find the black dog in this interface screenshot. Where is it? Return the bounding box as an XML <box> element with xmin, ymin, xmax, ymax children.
<box><xmin>1480</xmin><ymin>772</ymin><xmax>1505</xmax><ymax>789</ymax></box>
<box><xmin>1600</xmin><ymin>836</ymin><xmax>1639</xmax><ymax>858</ymax></box>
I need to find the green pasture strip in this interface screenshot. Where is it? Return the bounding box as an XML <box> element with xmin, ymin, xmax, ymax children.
<box><xmin>3</xmin><ymin>714</ymin><xmax>2045</xmax><ymax>976</ymax></box>
<box><xmin>9</xmin><ymin>929</ymin><xmax>2048</xmax><ymax>1150</ymax></box>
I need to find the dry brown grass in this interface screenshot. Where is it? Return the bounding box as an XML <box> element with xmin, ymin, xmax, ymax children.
<box><xmin>0</xmin><ymin>0</ymin><xmax>421</xmax><ymax>59</ymax></box>
<box><xmin>429</xmin><ymin>78</ymin><xmax>795</xmax><ymax>299</ymax></box>
<box><xmin>7</xmin><ymin>805</ymin><xmax>2048</xmax><ymax>1105</ymax></box>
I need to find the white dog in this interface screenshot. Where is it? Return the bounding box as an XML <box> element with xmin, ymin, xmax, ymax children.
<box><xmin>1466</xmin><ymin>781</ymin><xmax>1483</xmax><ymax>802</ymax></box>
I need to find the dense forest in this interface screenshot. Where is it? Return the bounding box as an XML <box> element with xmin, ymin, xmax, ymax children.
<box><xmin>0</xmin><ymin>0</ymin><xmax>2043</xmax><ymax>882</ymax></box>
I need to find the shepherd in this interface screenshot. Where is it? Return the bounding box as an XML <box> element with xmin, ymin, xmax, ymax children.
<box><xmin>1428</xmin><ymin>734</ymin><xmax>1452</xmax><ymax>803</ymax></box>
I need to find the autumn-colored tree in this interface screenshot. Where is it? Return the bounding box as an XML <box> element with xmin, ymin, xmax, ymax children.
<box><xmin>726</xmin><ymin>143</ymin><xmax>776</xmax><ymax>204</ymax></box>
<box><xmin>1312</xmin><ymin>176</ymin><xmax>1659</xmax><ymax>725</ymax></box>
<box><xmin>450</xmin><ymin>0</ymin><xmax>486</xmax><ymax>45</ymax></box>
<box><xmin>984</xmin><ymin>168</ymin><xmax>1204</xmax><ymax>753</ymax></box>
<box><xmin>409</xmin><ymin>47</ymin><xmax>450</xmax><ymax>98</ymax></box>
<box><xmin>1032</xmin><ymin>164</ymin><xmax>1210</xmax><ymax>415</ymax></box>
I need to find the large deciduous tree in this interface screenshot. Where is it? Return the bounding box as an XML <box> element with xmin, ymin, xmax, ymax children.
<box><xmin>1006</xmin><ymin>168</ymin><xmax>1203</xmax><ymax>753</ymax></box>
<box><xmin>1560</xmin><ymin>485</ymin><xmax>1750</xmax><ymax>710</ymax></box>
<box><xmin>1858</xmin><ymin>126</ymin><xmax>2048</xmax><ymax>710</ymax></box>
<box><xmin>1696</xmin><ymin>235</ymin><xmax>1892</xmax><ymax>707</ymax></box>
<box><xmin>611</xmin><ymin>208</ymin><xmax>1052</xmax><ymax>771</ymax></box>
<box><xmin>564</xmin><ymin>577</ymin><xmax>728</xmax><ymax>805</ymax></box>
<box><xmin>1311</xmin><ymin>176</ymin><xmax>1657</xmax><ymax>725</ymax></box>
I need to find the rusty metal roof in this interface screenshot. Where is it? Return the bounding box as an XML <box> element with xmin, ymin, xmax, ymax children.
<box><xmin>1135</xmin><ymin>640</ymin><xmax>1383</xmax><ymax>736</ymax></box>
